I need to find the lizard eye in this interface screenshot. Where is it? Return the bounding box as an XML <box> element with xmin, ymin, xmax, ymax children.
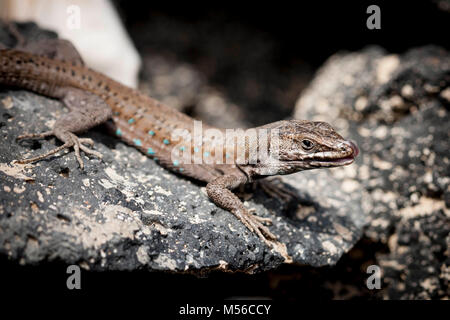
<box><xmin>301</xmin><ymin>139</ymin><xmax>314</xmax><ymax>150</ymax></box>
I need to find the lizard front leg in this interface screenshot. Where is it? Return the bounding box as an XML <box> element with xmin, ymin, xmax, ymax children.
<box><xmin>16</xmin><ymin>88</ymin><xmax>112</xmax><ymax>169</ymax></box>
<box><xmin>206</xmin><ymin>174</ymin><xmax>277</xmax><ymax>246</ymax></box>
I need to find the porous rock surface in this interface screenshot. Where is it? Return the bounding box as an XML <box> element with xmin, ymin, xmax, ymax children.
<box><xmin>0</xmin><ymin>22</ymin><xmax>366</xmax><ymax>272</ymax></box>
<box><xmin>0</xmin><ymin>90</ymin><xmax>366</xmax><ymax>271</ymax></box>
<box><xmin>294</xmin><ymin>45</ymin><xmax>449</xmax><ymax>299</ymax></box>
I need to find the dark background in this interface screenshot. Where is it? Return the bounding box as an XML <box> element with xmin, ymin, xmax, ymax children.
<box><xmin>1</xmin><ymin>0</ymin><xmax>448</xmax><ymax>302</ymax></box>
<box><xmin>116</xmin><ymin>0</ymin><xmax>449</xmax><ymax>126</ymax></box>
<box><xmin>119</xmin><ymin>1</ymin><xmax>449</xmax><ymax>61</ymax></box>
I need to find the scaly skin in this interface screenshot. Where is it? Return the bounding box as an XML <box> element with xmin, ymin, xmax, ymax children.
<box><xmin>0</xmin><ymin>41</ymin><xmax>359</xmax><ymax>247</ymax></box>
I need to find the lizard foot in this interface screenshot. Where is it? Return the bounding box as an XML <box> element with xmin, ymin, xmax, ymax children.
<box><xmin>258</xmin><ymin>177</ymin><xmax>298</xmax><ymax>204</ymax></box>
<box><xmin>16</xmin><ymin>131</ymin><xmax>102</xmax><ymax>169</ymax></box>
<box><xmin>235</xmin><ymin>208</ymin><xmax>277</xmax><ymax>246</ymax></box>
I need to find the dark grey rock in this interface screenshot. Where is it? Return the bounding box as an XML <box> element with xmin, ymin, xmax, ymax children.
<box><xmin>379</xmin><ymin>209</ymin><xmax>449</xmax><ymax>299</ymax></box>
<box><xmin>294</xmin><ymin>45</ymin><xmax>450</xmax><ymax>299</ymax></box>
<box><xmin>0</xmin><ymin>22</ymin><xmax>366</xmax><ymax>272</ymax></box>
<box><xmin>0</xmin><ymin>20</ymin><xmax>57</xmax><ymax>47</ymax></box>
<box><xmin>0</xmin><ymin>90</ymin><xmax>366</xmax><ymax>272</ymax></box>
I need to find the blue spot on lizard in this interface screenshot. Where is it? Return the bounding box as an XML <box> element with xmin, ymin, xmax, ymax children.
<box><xmin>133</xmin><ymin>139</ymin><xmax>142</xmax><ymax>147</ymax></box>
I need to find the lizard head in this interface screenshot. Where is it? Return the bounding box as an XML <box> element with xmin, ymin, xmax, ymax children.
<box><xmin>245</xmin><ymin>120</ymin><xmax>359</xmax><ymax>176</ymax></box>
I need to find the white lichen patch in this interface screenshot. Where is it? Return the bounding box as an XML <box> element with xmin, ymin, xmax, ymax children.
<box><xmin>401</xmin><ymin>84</ymin><xmax>414</xmax><ymax>98</ymax></box>
<box><xmin>380</xmin><ymin>95</ymin><xmax>405</xmax><ymax>112</ymax></box>
<box><xmin>136</xmin><ymin>245</ymin><xmax>150</xmax><ymax>264</ymax></box>
<box><xmin>217</xmin><ymin>260</ymin><xmax>229</xmax><ymax>270</ymax></box>
<box><xmin>397</xmin><ymin>197</ymin><xmax>449</xmax><ymax>219</ymax></box>
<box><xmin>43</xmin><ymin>118</ymin><xmax>56</xmax><ymax>130</ymax></box>
<box><xmin>1</xmin><ymin>96</ymin><xmax>13</xmax><ymax>109</ymax></box>
<box><xmin>333</xmin><ymin>223</ymin><xmax>353</xmax><ymax>242</ymax></box>
<box><xmin>373</xmin><ymin>125</ymin><xmax>388</xmax><ymax>139</ymax></box>
<box><xmin>189</xmin><ymin>214</ymin><xmax>209</xmax><ymax>225</ymax></box>
<box><xmin>0</xmin><ymin>162</ymin><xmax>35</xmax><ymax>181</ymax></box>
<box><xmin>150</xmin><ymin>221</ymin><xmax>170</xmax><ymax>236</ymax></box>
<box><xmin>104</xmin><ymin>167</ymin><xmax>138</xmax><ymax>188</ymax></box>
<box><xmin>371</xmin><ymin>218</ymin><xmax>391</xmax><ymax>229</ymax></box>
<box><xmin>36</xmin><ymin>191</ymin><xmax>44</xmax><ymax>203</ymax></box>
<box><xmin>154</xmin><ymin>185</ymin><xmax>172</xmax><ymax>196</ymax></box>
<box><xmin>13</xmin><ymin>185</ymin><xmax>26</xmax><ymax>194</ymax></box>
<box><xmin>322</xmin><ymin>240</ymin><xmax>338</xmax><ymax>255</ymax></box>
<box><xmin>420</xmin><ymin>278</ymin><xmax>439</xmax><ymax>293</ymax></box>
<box><xmin>341</xmin><ymin>179</ymin><xmax>360</xmax><ymax>193</ymax></box>
<box><xmin>357</xmin><ymin>126</ymin><xmax>372</xmax><ymax>137</ymax></box>
<box><xmin>52</xmin><ymin>204</ymin><xmax>153</xmax><ymax>250</ymax></box>
<box><xmin>98</xmin><ymin>179</ymin><xmax>115</xmax><ymax>189</ymax></box>
<box><xmin>82</xmin><ymin>179</ymin><xmax>90</xmax><ymax>187</ymax></box>
<box><xmin>372</xmin><ymin>155</ymin><xmax>393</xmax><ymax>170</ymax></box>
<box><xmin>380</xmin><ymin>258</ymin><xmax>403</xmax><ymax>271</ymax></box>
<box><xmin>295</xmin><ymin>205</ymin><xmax>316</xmax><ymax>220</ymax></box>
<box><xmin>98</xmin><ymin>167</ymin><xmax>152</xmax><ymax>204</ymax></box>
<box><xmin>153</xmin><ymin>253</ymin><xmax>178</xmax><ymax>271</ymax></box>
<box><xmin>440</xmin><ymin>87</ymin><xmax>450</xmax><ymax>102</ymax></box>
<box><xmin>376</xmin><ymin>55</ymin><xmax>399</xmax><ymax>84</ymax></box>
<box><xmin>144</xmin><ymin>209</ymin><xmax>165</xmax><ymax>216</ymax></box>
<box><xmin>371</xmin><ymin>189</ymin><xmax>398</xmax><ymax>204</ymax></box>
<box><xmin>355</xmin><ymin>96</ymin><xmax>368</xmax><ymax>111</ymax></box>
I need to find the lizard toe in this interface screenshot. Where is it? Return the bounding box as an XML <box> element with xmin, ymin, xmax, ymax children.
<box><xmin>79</xmin><ymin>144</ymin><xmax>103</xmax><ymax>159</ymax></box>
<box><xmin>15</xmin><ymin>142</ymin><xmax>72</xmax><ymax>165</ymax></box>
<box><xmin>243</xmin><ymin>211</ymin><xmax>277</xmax><ymax>243</ymax></box>
<box><xmin>251</xmin><ymin>214</ymin><xmax>273</xmax><ymax>225</ymax></box>
<box><xmin>16</xmin><ymin>130</ymin><xmax>54</xmax><ymax>141</ymax></box>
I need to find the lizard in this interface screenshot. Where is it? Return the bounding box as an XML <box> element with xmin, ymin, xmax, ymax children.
<box><xmin>0</xmin><ymin>36</ymin><xmax>359</xmax><ymax>247</ymax></box>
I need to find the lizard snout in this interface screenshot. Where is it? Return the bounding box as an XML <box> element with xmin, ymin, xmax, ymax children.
<box><xmin>344</xmin><ymin>140</ymin><xmax>359</xmax><ymax>158</ymax></box>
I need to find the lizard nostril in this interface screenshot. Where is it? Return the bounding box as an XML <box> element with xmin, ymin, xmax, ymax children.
<box><xmin>340</xmin><ymin>141</ymin><xmax>359</xmax><ymax>157</ymax></box>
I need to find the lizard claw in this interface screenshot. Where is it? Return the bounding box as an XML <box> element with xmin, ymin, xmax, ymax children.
<box><xmin>235</xmin><ymin>208</ymin><xmax>277</xmax><ymax>246</ymax></box>
<box><xmin>247</xmin><ymin>208</ymin><xmax>273</xmax><ymax>225</ymax></box>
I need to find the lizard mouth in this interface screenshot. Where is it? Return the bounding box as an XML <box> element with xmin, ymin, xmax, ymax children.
<box><xmin>316</xmin><ymin>140</ymin><xmax>359</xmax><ymax>166</ymax></box>
<box><xmin>319</xmin><ymin>156</ymin><xmax>355</xmax><ymax>166</ymax></box>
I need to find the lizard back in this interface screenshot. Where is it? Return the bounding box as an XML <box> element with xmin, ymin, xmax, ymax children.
<box><xmin>0</xmin><ymin>49</ymin><xmax>230</xmax><ymax>182</ymax></box>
